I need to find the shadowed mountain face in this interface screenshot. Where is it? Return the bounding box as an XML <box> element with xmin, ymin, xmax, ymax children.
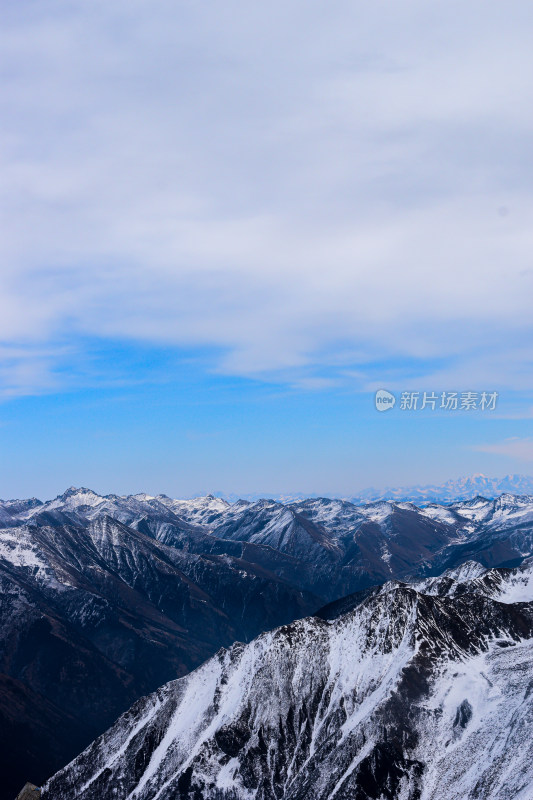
<box><xmin>3</xmin><ymin>487</ymin><xmax>533</xmax><ymax>797</ymax></box>
<box><xmin>42</xmin><ymin>562</ymin><xmax>533</xmax><ymax>800</ymax></box>
<box><xmin>0</xmin><ymin>512</ymin><xmax>318</xmax><ymax>799</ymax></box>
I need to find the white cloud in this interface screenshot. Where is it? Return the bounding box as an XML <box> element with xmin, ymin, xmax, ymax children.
<box><xmin>474</xmin><ymin>438</ymin><xmax>533</xmax><ymax>461</ymax></box>
<box><xmin>1</xmin><ymin>0</ymin><xmax>532</xmax><ymax>395</ymax></box>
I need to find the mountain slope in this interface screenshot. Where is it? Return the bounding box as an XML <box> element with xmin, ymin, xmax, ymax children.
<box><xmin>42</xmin><ymin>563</ymin><xmax>533</xmax><ymax>800</ymax></box>
<box><xmin>0</xmin><ymin>515</ymin><xmax>318</xmax><ymax>798</ymax></box>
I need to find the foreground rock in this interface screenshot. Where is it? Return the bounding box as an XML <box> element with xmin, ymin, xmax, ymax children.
<box><xmin>14</xmin><ymin>785</ymin><xmax>40</xmax><ymax>800</ymax></box>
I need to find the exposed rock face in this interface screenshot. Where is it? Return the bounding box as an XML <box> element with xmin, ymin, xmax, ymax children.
<box><xmin>42</xmin><ymin>562</ymin><xmax>533</xmax><ymax>800</ymax></box>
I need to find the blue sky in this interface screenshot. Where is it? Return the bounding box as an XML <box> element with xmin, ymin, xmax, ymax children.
<box><xmin>1</xmin><ymin>0</ymin><xmax>533</xmax><ymax>498</ymax></box>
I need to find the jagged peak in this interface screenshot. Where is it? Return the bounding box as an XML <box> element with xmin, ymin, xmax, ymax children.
<box><xmin>56</xmin><ymin>486</ymin><xmax>102</xmax><ymax>501</ymax></box>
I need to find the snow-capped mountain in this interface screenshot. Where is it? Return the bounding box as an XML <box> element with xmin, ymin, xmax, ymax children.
<box><xmin>349</xmin><ymin>473</ymin><xmax>533</xmax><ymax>504</ymax></box>
<box><xmin>42</xmin><ymin>561</ymin><xmax>533</xmax><ymax>800</ymax></box>
<box><xmin>5</xmin><ymin>486</ymin><xmax>533</xmax><ymax>797</ymax></box>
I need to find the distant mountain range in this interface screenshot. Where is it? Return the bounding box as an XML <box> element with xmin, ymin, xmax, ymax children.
<box><xmin>4</xmin><ymin>485</ymin><xmax>533</xmax><ymax>798</ymax></box>
<box><xmin>218</xmin><ymin>473</ymin><xmax>533</xmax><ymax>505</ymax></box>
<box><xmin>349</xmin><ymin>473</ymin><xmax>533</xmax><ymax>504</ymax></box>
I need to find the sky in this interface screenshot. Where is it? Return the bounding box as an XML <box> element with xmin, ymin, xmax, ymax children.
<box><xmin>1</xmin><ymin>0</ymin><xmax>533</xmax><ymax>499</ymax></box>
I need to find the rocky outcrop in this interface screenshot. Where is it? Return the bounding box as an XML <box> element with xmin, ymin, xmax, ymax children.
<box><xmin>15</xmin><ymin>785</ymin><xmax>40</xmax><ymax>800</ymax></box>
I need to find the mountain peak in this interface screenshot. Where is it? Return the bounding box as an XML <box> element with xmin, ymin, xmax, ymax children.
<box><xmin>53</xmin><ymin>487</ymin><xmax>105</xmax><ymax>508</ymax></box>
<box><xmin>59</xmin><ymin>486</ymin><xmax>99</xmax><ymax>498</ymax></box>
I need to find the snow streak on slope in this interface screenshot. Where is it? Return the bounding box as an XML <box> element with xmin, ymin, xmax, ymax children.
<box><xmin>418</xmin><ymin>640</ymin><xmax>533</xmax><ymax>800</ymax></box>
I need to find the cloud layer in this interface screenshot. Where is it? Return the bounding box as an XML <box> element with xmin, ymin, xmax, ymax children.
<box><xmin>1</xmin><ymin>0</ymin><xmax>532</xmax><ymax>395</ymax></box>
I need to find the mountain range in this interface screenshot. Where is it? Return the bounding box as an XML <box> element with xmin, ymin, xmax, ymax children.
<box><xmin>4</xmin><ymin>486</ymin><xmax>533</xmax><ymax>798</ymax></box>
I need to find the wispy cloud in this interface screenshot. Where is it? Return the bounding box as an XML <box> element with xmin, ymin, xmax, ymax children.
<box><xmin>474</xmin><ymin>438</ymin><xmax>533</xmax><ymax>461</ymax></box>
<box><xmin>1</xmin><ymin>1</ymin><xmax>532</xmax><ymax>395</ymax></box>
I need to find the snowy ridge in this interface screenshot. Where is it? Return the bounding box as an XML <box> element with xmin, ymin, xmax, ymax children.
<box><xmin>384</xmin><ymin>561</ymin><xmax>533</xmax><ymax>606</ymax></box>
<box><xmin>42</xmin><ymin>563</ymin><xmax>533</xmax><ymax>800</ymax></box>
